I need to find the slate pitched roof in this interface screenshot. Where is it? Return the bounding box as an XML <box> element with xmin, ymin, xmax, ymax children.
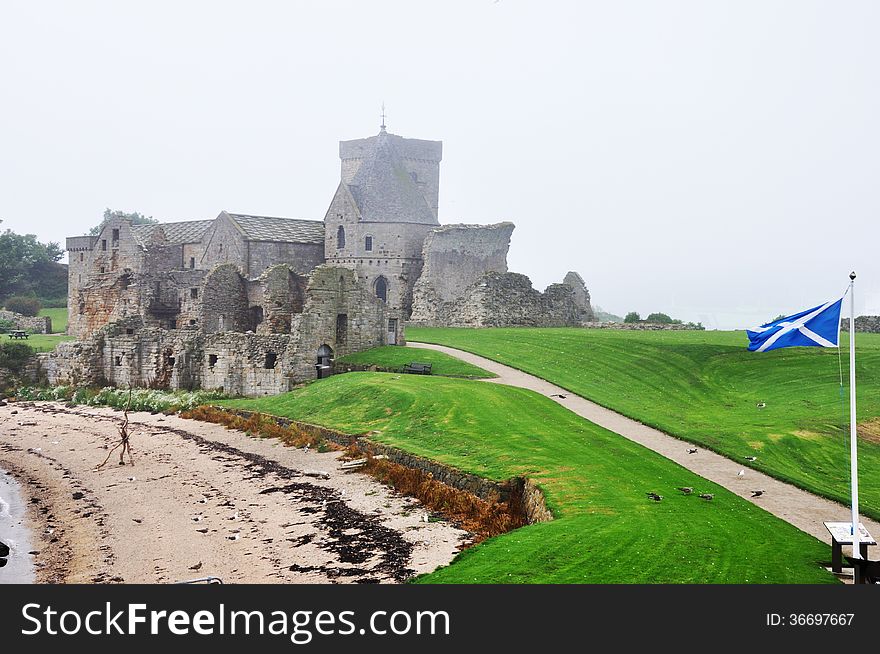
<box><xmin>131</xmin><ymin>220</ymin><xmax>213</xmax><ymax>247</ymax></box>
<box><xmin>225</xmin><ymin>213</ymin><xmax>325</xmax><ymax>244</ymax></box>
<box><xmin>347</xmin><ymin>130</ymin><xmax>438</xmax><ymax>225</ymax></box>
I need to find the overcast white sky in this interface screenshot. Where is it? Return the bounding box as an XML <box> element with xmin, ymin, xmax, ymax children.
<box><xmin>1</xmin><ymin>1</ymin><xmax>878</xmax><ymax>329</ymax></box>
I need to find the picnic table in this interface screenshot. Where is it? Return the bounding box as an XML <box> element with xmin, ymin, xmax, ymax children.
<box><xmin>402</xmin><ymin>362</ymin><xmax>432</xmax><ymax>375</ymax></box>
<box><xmin>823</xmin><ymin>521</ymin><xmax>876</xmax><ymax>573</ymax></box>
<box><xmin>7</xmin><ymin>330</ymin><xmax>29</xmax><ymax>340</ymax></box>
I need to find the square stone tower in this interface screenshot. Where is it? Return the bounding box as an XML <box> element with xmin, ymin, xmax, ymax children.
<box><xmin>324</xmin><ymin>126</ymin><xmax>442</xmax><ymax>328</ymax></box>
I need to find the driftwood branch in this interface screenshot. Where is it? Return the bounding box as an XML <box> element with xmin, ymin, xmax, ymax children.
<box><xmin>97</xmin><ymin>388</ymin><xmax>135</xmax><ymax>468</ymax></box>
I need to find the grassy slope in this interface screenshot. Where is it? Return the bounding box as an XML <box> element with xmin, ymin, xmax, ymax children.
<box><xmin>337</xmin><ymin>346</ymin><xmax>495</xmax><ymax>379</ymax></box>
<box><xmin>38</xmin><ymin>307</ymin><xmax>68</xmax><ymax>334</ymax></box>
<box><xmin>408</xmin><ymin>327</ymin><xmax>880</xmax><ymax>520</ymax></box>
<box><xmin>221</xmin><ymin>373</ymin><xmax>835</xmax><ymax>583</ymax></box>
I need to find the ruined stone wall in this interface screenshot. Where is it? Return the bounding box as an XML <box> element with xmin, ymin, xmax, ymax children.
<box><xmin>68</xmin><ymin>270</ymin><xmax>141</xmax><ymax>339</ymax></box>
<box><xmin>246</xmin><ymin>241</ymin><xmax>325</xmax><ymax>278</ymax></box>
<box><xmin>249</xmin><ymin>265</ymin><xmax>307</xmax><ymax>335</ymax></box>
<box><xmin>410</xmin><ymin>222</ymin><xmax>514</xmax><ymax>322</ymax></box>
<box><xmin>46</xmin><ymin>265</ymin><xmax>393</xmax><ymax>397</ymax></box>
<box><xmin>200</xmin><ymin>264</ymin><xmax>251</xmax><ymax>334</ymax></box>
<box><xmin>287</xmin><ymin>265</ymin><xmax>394</xmax><ymax>381</ymax></box>
<box><xmin>561</xmin><ymin>271</ymin><xmax>594</xmax><ymax>321</ymax></box>
<box><xmin>0</xmin><ymin>310</ymin><xmax>51</xmax><ymax>334</ymax></box>
<box><xmin>410</xmin><ymin>271</ymin><xmax>589</xmax><ymax>328</ymax></box>
<box><xmin>201</xmin><ymin>332</ymin><xmax>293</xmax><ymax>396</ymax></box>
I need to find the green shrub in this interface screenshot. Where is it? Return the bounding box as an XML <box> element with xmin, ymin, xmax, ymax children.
<box><xmin>623</xmin><ymin>311</ymin><xmax>641</xmax><ymax>323</ymax></box>
<box><xmin>0</xmin><ymin>319</ymin><xmax>15</xmax><ymax>333</ymax></box>
<box><xmin>16</xmin><ymin>385</ymin><xmax>227</xmax><ymax>413</ymax></box>
<box><xmin>646</xmin><ymin>312</ymin><xmax>677</xmax><ymax>324</ymax></box>
<box><xmin>0</xmin><ymin>342</ymin><xmax>34</xmax><ymax>371</ymax></box>
<box><xmin>4</xmin><ymin>296</ymin><xmax>42</xmax><ymax>316</ymax></box>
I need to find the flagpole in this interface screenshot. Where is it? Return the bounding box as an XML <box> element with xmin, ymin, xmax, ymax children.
<box><xmin>848</xmin><ymin>271</ymin><xmax>860</xmax><ymax>564</ymax></box>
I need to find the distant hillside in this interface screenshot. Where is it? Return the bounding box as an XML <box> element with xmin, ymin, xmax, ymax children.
<box><xmin>593</xmin><ymin>305</ymin><xmax>622</xmax><ymax>323</ymax></box>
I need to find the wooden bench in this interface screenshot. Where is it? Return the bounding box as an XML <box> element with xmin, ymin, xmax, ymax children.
<box><xmin>7</xmin><ymin>330</ymin><xmax>29</xmax><ymax>340</ymax></box>
<box><xmin>402</xmin><ymin>362</ymin><xmax>432</xmax><ymax>375</ymax></box>
<box><xmin>824</xmin><ymin>521</ymin><xmax>876</xmax><ymax>574</ymax></box>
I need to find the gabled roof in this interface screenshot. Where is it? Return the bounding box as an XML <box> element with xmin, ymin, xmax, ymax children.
<box><xmin>131</xmin><ymin>220</ymin><xmax>213</xmax><ymax>247</ymax></box>
<box><xmin>225</xmin><ymin>213</ymin><xmax>325</xmax><ymax>244</ymax></box>
<box><xmin>346</xmin><ymin>130</ymin><xmax>438</xmax><ymax>225</ymax></box>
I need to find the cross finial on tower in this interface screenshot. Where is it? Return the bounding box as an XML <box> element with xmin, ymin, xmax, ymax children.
<box><xmin>380</xmin><ymin>102</ymin><xmax>387</xmax><ymax>132</ymax></box>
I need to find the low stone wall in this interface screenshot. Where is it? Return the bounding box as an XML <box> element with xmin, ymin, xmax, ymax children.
<box><xmin>581</xmin><ymin>321</ymin><xmax>694</xmax><ymax>331</ymax></box>
<box><xmin>841</xmin><ymin>316</ymin><xmax>880</xmax><ymax>333</ymax></box>
<box><xmin>0</xmin><ymin>310</ymin><xmax>51</xmax><ymax>334</ymax></box>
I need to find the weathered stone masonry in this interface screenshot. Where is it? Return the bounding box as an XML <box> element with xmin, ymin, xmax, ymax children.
<box><xmin>52</xmin><ymin>123</ymin><xmax>595</xmax><ymax>396</ymax></box>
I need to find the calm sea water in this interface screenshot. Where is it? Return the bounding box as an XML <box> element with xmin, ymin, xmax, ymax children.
<box><xmin>0</xmin><ymin>468</ymin><xmax>36</xmax><ymax>584</ymax></box>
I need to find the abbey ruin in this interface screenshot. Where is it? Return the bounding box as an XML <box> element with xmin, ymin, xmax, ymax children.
<box><xmin>44</xmin><ymin>124</ymin><xmax>593</xmax><ymax>396</ymax></box>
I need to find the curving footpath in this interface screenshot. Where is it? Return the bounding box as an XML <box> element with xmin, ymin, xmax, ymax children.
<box><xmin>408</xmin><ymin>341</ymin><xmax>880</xmax><ymax>560</ymax></box>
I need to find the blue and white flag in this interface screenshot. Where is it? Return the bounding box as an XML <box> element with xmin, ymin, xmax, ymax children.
<box><xmin>747</xmin><ymin>298</ymin><xmax>844</xmax><ymax>352</ymax></box>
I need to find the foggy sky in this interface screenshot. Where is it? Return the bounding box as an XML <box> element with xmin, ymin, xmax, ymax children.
<box><xmin>1</xmin><ymin>1</ymin><xmax>878</xmax><ymax>329</ymax></box>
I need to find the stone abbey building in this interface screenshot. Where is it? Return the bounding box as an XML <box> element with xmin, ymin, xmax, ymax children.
<box><xmin>45</xmin><ymin>124</ymin><xmax>593</xmax><ymax>396</ymax></box>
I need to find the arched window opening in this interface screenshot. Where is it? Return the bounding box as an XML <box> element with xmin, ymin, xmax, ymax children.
<box><xmin>337</xmin><ymin>225</ymin><xmax>346</xmax><ymax>249</ymax></box>
<box><xmin>375</xmin><ymin>276</ymin><xmax>388</xmax><ymax>303</ymax></box>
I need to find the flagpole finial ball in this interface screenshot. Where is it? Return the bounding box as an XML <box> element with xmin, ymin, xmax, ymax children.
<box><xmin>850</xmin><ymin>271</ymin><xmax>857</xmax><ymax>281</ymax></box>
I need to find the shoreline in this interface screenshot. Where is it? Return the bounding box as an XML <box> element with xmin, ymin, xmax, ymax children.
<box><xmin>0</xmin><ymin>401</ymin><xmax>470</xmax><ymax>584</ymax></box>
<box><xmin>0</xmin><ymin>467</ymin><xmax>37</xmax><ymax>583</ymax></box>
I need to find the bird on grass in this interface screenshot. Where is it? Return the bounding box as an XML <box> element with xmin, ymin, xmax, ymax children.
<box><xmin>751</xmin><ymin>490</ymin><xmax>765</xmax><ymax>498</ymax></box>
<box><xmin>687</xmin><ymin>448</ymin><xmax>698</xmax><ymax>454</ymax></box>
<box><xmin>756</xmin><ymin>402</ymin><xmax>766</xmax><ymax>409</ymax></box>
<box><xmin>698</xmin><ymin>493</ymin><xmax>714</xmax><ymax>501</ymax></box>
<box><xmin>646</xmin><ymin>492</ymin><xmax>663</xmax><ymax>501</ymax></box>
<box><xmin>676</xmin><ymin>487</ymin><xmax>694</xmax><ymax>495</ymax></box>
<box><xmin>745</xmin><ymin>456</ymin><xmax>758</xmax><ymax>462</ymax></box>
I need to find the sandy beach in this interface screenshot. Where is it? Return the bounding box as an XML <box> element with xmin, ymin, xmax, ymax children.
<box><xmin>0</xmin><ymin>401</ymin><xmax>469</xmax><ymax>584</ymax></box>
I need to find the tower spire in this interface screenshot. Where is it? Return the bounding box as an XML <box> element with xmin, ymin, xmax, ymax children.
<box><xmin>380</xmin><ymin>102</ymin><xmax>387</xmax><ymax>132</ymax></box>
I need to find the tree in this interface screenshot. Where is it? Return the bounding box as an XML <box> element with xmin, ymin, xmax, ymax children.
<box><xmin>624</xmin><ymin>311</ymin><xmax>641</xmax><ymax>323</ymax></box>
<box><xmin>4</xmin><ymin>296</ymin><xmax>41</xmax><ymax>316</ymax></box>
<box><xmin>646</xmin><ymin>312</ymin><xmax>677</xmax><ymax>324</ymax></box>
<box><xmin>89</xmin><ymin>208</ymin><xmax>158</xmax><ymax>235</ymax></box>
<box><xmin>0</xmin><ymin>221</ymin><xmax>63</xmax><ymax>301</ymax></box>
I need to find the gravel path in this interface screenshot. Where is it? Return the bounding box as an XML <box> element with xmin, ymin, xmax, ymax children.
<box><xmin>408</xmin><ymin>341</ymin><xmax>880</xmax><ymax>559</ymax></box>
<box><xmin>0</xmin><ymin>402</ymin><xmax>468</xmax><ymax>584</ymax></box>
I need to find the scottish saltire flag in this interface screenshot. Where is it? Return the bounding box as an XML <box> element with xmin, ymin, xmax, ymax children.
<box><xmin>747</xmin><ymin>298</ymin><xmax>844</xmax><ymax>352</ymax></box>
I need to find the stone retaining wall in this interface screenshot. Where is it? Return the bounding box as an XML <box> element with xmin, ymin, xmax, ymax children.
<box><xmin>216</xmin><ymin>407</ymin><xmax>552</xmax><ymax>524</ymax></box>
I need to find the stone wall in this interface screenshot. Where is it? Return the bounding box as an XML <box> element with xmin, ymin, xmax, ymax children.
<box><xmin>0</xmin><ymin>310</ymin><xmax>51</xmax><ymax>334</ymax></box>
<box><xmin>246</xmin><ymin>241</ymin><xmax>325</xmax><ymax>278</ymax></box>
<box><xmin>410</xmin><ymin>271</ymin><xmax>591</xmax><ymax>328</ymax></box>
<box><xmin>410</xmin><ymin>222</ymin><xmax>514</xmax><ymax>322</ymax></box>
<box><xmin>42</xmin><ymin>264</ymin><xmax>393</xmax><ymax>397</ymax></box>
<box><xmin>200</xmin><ymin>264</ymin><xmax>252</xmax><ymax>334</ymax></box>
<box><xmin>561</xmin><ymin>271</ymin><xmax>595</xmax><ymax>321</ymax></box>
<box><xmin>841</xmin><ymin>316</ymin><xmax>880</xmax><ymax>333</ymax></box>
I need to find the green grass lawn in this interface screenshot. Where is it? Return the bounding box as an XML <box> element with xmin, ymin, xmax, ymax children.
<box><xmin>337</xmin><ymin>345</ymin><xmax>495</xmax><ymax>379</ymax></box>
<box><xmin>8</xmin><ymin>333</ymin><xmax>74</xmax><ymax>353</ymax></box>
<box><xmin>38</xmin><ymin>307</ymin><xmax>68</xmax><ymax>334</ymax></box>
<box><xmin>221</xmin><ymin>373</ymin><xmax>836</xmax><ymax>583</ymax></box>
<box><xmin>408</xmin><ymin>327</ymin><xmax>880</xmax><ymax>520</ymax></box>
